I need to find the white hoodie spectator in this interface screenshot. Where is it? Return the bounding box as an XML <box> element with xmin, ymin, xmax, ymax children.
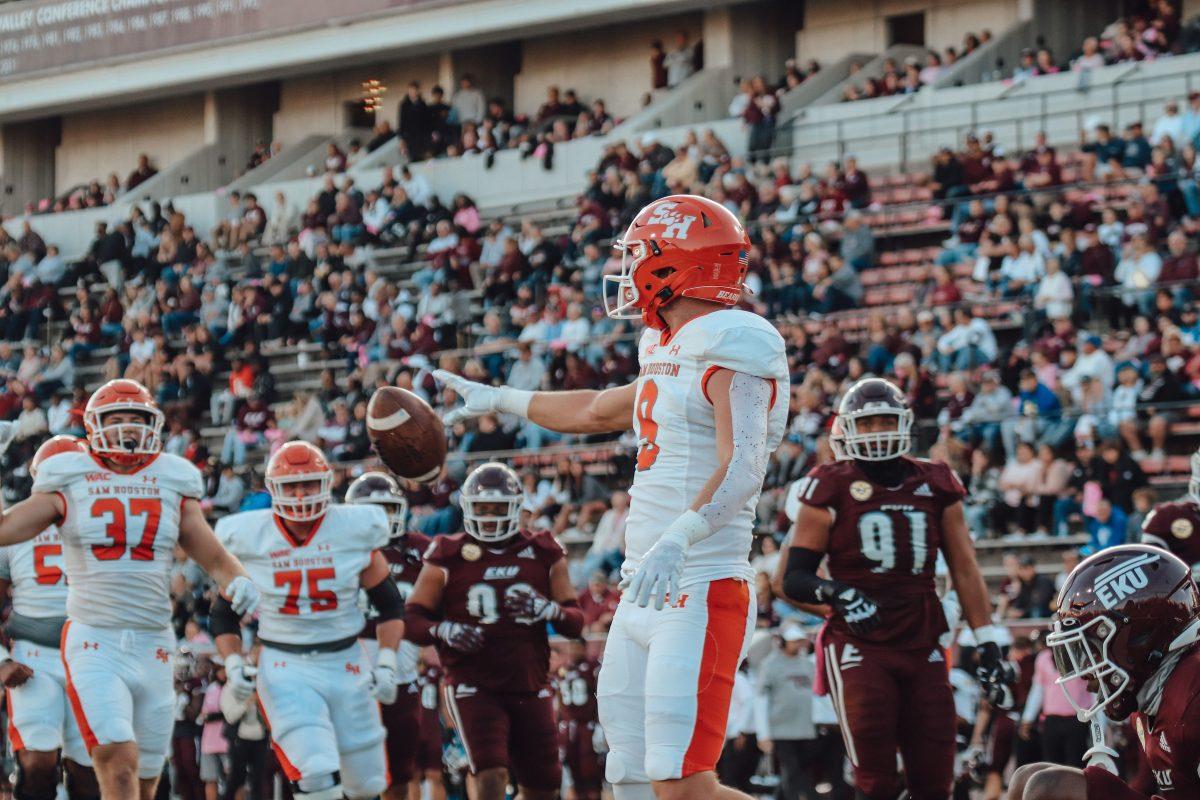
<box><xmin>1060</xmin><ymin>336</ymin><xmax>1115</xmax><ymax>400</ymax></box>
<box><xmin>938</xmin><ymin>315</ymin><xmax>999</xmax><ymax>362</ymax></box>
<box><xmin>1033</xmin><ymin>259</ymin><xmax>1074</xmax><ymax>320</ymax></box>
<box><xmin>1151</xmin><ymin>102</ymin><xmax>1185</xmax><ymax>147</ymax></box>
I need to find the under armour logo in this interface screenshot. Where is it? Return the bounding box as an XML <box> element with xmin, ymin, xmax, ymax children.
<box><xmin>273</xmin><ymin>661</ymin><xmax>286</xmax><ymax>668</ymax></box>
<box><xmin>142</xmin><ymin>475</ymin><xmax>157</xmax><ymax>484</ymax></box>
<box><xmin>155</xmin><ymin>648</ymin><xmax>170</xmax><ymax>663</ymax></box>
<box><xmin>316</xmin><ymin>543</ymin><xmax>332</xmax><ymax>552</ymax></box>
<box><xmin>83</xmin><ymin>642</ymin><xmax>99</xmax><ymax>650</ymax></box>
<box><xmin>345</xmin><ymin>663</ymin><xmax>361</xmax><ymax>675</ymax></box>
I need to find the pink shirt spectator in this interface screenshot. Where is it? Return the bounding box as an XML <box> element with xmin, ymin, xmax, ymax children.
<box><xmin>1023</xmin><ymin>648</ymin><xmax>1092</xmax><ymax>722</ymax></box>
<box><xmin>200</xmin><ymin>682</ymin><xmax>228</xmax><ymax>755</ymax></box>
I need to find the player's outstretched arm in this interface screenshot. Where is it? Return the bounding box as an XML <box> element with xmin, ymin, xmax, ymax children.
<box><xmin>771</xmin><ymin>522</ymin><xmax>832</xmax><ymax>617</ymax></box>
<box><xmin>433</xmin><ymin>369</ymin><xmax>636</xmax><ymax>433</ymax></box>
<box><xmin>625</xmin><ymin>368</ymin><xmax>773</xmax><ymax>609</ymax></box>
<box><xmin>178</xmin><ymin>500</ymin><xmax>259</xmax><ymax>616</ymax></box>
<box><xmin>0</xmin><ymin>493</ymin><xmax>63</xmax><ymax>547</ymax></box>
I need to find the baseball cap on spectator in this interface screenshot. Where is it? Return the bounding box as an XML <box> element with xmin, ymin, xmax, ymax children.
<box><xmin>781</xmin><ymin>626</ymin><xmax>808</xmax><ymax>642</ymax></box>
<box><xmin>1018</xmin><ymin>554</ymin><xmax>1037</xmax><ymax>568</ymax></box>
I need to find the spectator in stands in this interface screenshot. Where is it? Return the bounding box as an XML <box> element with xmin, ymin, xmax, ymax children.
<box><xmin>839</xmin><ymin>209</ymin><xmax>875</xmax><ymax>269</ymax></box>
<box><xmin>754</xmin><ymin>627</ymin><xmax>818</xmax><ymax>800</ymax></box>
<box><xmin>399</xmin><ymin>81</ymin><xmax>432</xmax><ymax>160</ymax></box>
<box><xmin>1152</xmin><ymin>101</ymin><xmax>1185</xmax><ymax>147</ymax></box>
<box><xmin>126</xmin><ymin>153</ymin><xmax>158</xmax><ymax>192</ymax></box>
<box><xmin>664</xmin><ymin>30</ymin><xmax>697</xmax><ymax>88</ymax></box>
<box><xmin>578</xmin><ymin>571</ymin><xmax>619</xmax><ymax>632</ymax></box>
<box><xmin>1080</xmin><ymin>124</ymin><xmax>1125</xmax><ymax>182</ymax></box>
<box><xmin>649</xmin><ymin>39</ymin><xmax>668</xmax><ymax>89</ymax></box>
<box><xmin>997</xmin><ymin>441</ymin><xmax>1042</xmax><ymax>535</ymax></box>
<box><xmin>960</xmin><ymin>370</ymin><xmax>1011</xmax><ymax>455</ymax></box>
<box><xmin>1022</xmin><ymin>644</ymin><xmax>1092</xmax><ymax>767</ymax></box>
<box><xmin>1085</xmin><ymin>497</ymin><xmax>1128</xmax><ymax>552</ymax></box>
<box><xmin>1072</xmin><ymin>37</ymin><xmax>1107</xmax><ymax>70</ymax></box>
<box><xmin>1002</xmin><ymin>555</ymin><xmax>1055</xmax><ymax>618</ymax></box>
<box><xmin>451</xmin><ymin>74</ymin><xmax>485</xmax><ymax>127</ymax></box>
<box><xmin>1002</xmin><ymin>369</ymin><xmax>1068</xmax><ymax>459</ymax></box>
<box><xmin>1115</xmin><ymin>231</ymin><xmax>1164</xmax><ymax>320</ymax></box>
<box><xmin>1128</xmin><ymin>486</ymin><xmax>1158</xmax><ymax>542</ymax></box>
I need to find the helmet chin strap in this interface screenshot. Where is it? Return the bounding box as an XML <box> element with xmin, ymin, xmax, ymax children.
<box><xmin>855</xmin><ymin>457</ymin><xmax>914</xmax><ymax>487</ymax></box>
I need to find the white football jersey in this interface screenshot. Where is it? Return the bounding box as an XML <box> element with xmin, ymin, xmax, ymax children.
<box><xmin>0</xmin><ymin>527</ymin><xmax>68</xmax><ymax>618</ymax></box>
<box><xmin>216</xmin><ymin>505</ymin><xmax>389</xmax><ymax>646</ymax></box>
<box><xmin>33</xmin><ymin>451</ymin><xmax>203</xmax><ymax>630</ymax></box>
<box><xmin>626</xmin><ymin>309</ymin><xmax>789</xmax><ymax>586</ymax></box>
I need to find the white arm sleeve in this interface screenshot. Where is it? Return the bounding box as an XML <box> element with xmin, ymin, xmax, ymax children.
<box><xmin>1021</xmin><ymin>681</ymin><xmax>1044</xmax><ymax>725</ymax></box>
<box><xmin>696</xmin><ymin>372</ymin><xmax>772</xmax><ymax>533</ymax></box>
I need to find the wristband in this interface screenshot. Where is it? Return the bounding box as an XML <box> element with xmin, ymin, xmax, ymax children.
<box><xmin>497</xmin><ymin>387</ymin><xmax>534</xmax><ymax>418</ymax></box>
<box><xmin>376</xmin><ymin>647</ymin><xmax>399</xmax><ymax>672</ymax></box>
<box><xmin>662</xmin><ymin>509</ymin><xmax>711</xmax><ymax>550</ymax></box>
<box><xmin>973</xmin><ymin>624</ymin><xmax>1004</xmax><ymax>646</ymax></box>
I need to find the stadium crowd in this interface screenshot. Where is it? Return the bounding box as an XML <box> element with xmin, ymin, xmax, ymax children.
<box><xmin>7</xmin><ymin>47</ymin><xmax>1200</xmax><ymax>800</ymax></box>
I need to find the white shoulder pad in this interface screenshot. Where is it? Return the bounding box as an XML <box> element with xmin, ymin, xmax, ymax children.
<box><xmin>335</xmin><ymin>504</ymin><xmax>391</xmax><ymax>550</ymax></box>
<box><xmin>154</xmin><ymin>454</ymin><xmax>205</xmax><ymax>500</ymax></box>
<box><xmin>31</xmin><ymin>452</ymin><xmax>93</xmax><ymax>494</ymax></box>
<box><xmin>703</xmin><ymin>312</ymin><xmax>789</xmax><ymax>383</ymax></box>
<box><xmin>214</xmin><ymin>510</ymin><xmax>272</xmax><ymax>555</ymax></box>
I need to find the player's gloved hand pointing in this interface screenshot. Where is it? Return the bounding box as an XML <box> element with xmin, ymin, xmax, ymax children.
<box><xmin>223</xmin><ymin>654</ymin><xmax>257</xmax><ymax>704</ymax></box>
<box><xmin>433</xmin><ymin>370</ymin><xmax>500</xmax><ymax>425</ymax></box>
<box><xmin>435</xmin><ymin>621</ymin><xmax>485</xmax><ymax>653</ymax></box>
<box><xmin>224</xmin><ymin>576</ymin><xmax>261</xmax><ymax>616</ymax></box>
<box><xmin>504</xmin><ymin>585</ymin><xmax>562</xmax><ymax>624</ymax></box>
<box><xmin>623</xmin><ymin>534</ymin><xmax>687</xmax><ymax>611</ymax></box>
<box><xmin>368</xmin><ymin>648</ymin><xmax>400</xmax><ymax>705</ymax></box>
<box><xmin>822</xmin><ymin>583</ymin><xmax>881</xmax><ymax>637</ymax></box>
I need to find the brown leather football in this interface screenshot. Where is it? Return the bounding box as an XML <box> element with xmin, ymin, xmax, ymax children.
<box><xmin>367</xmin><ymin>386</ymin><xmax>446</xmax><ymax>483</ymax></box>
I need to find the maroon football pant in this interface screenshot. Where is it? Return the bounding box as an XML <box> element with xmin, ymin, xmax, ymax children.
<box><xmin>822</xmin><ymin>629</ymin><xmax>956</xmax><ymax>799</ymax></box>
<box><xmin>443</xmin><ymin>685</ymin><xmax>561</xmax><ymax>791</ymax></box>
<box><xmin>417</xmin><ymin>705</ymin><xmax>443</xmax><ymax>773</ymax></box>
<box><xmin>987</xmin><ymin>712</ymin><xmax>1017</xmax><ymax>774</ymax></box>
<box><xmin>559</xmin><ymin>719</ymin><xmax>603</xmax><ymax>793</ymax></box>
<box><xmin>381</xmin><ymin>682</ymin><xmax>421</xmax><ymax>785</ymax></box>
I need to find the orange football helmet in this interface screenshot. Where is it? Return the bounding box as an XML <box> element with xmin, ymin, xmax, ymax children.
<box><xmin>604</xmin><ymin>194</ymin><xmax>751</xmax><ymax>330</ymax></box>
<box><xmin>83</xmin><ymin>379</ymin><xmax>164</xmax><ymax>467</ymax></box>
<box><xmin>30</xmin><ymin>435</ymin><xmax>88</xmax><ymax>480</ymax></box>
<box><xmin>266</xmin><ymin>441</ymin><xmax>333</xmax><ymax>522</ymax></box>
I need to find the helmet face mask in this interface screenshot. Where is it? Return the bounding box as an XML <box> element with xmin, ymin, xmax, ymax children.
<box><xmin>1046</xmin><ymin>614</ymin><xmax>1130</xmax><ymax>720</ymax></box>
<box><xmin>460</xmin><ymin>462</ymin><xmax>523</xmax><ymax>543</ymax></box>
<box><xmin>837</xmin><ymin>377</ymin><xmax>914</xmax><ymax>462</ymax></box>
<box><xmin>267</xmin><ymin>442</ymin><xmax>333</xmax><ymax>523</ymax></box>
<box><xmin>84</xmin><ymin>380</ymin><xmax>164</xmax><ymax>468</ymax></box>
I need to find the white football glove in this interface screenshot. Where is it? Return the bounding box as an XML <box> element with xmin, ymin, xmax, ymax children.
<box><xmin>369</xmin><ymin>648</ymin><xmax>400</xmax><ymax>705</ymax></box>
<box><xmin>225</xmin><ymin>576</ymin><xmax>261</xmax><ymax>616</ymax></box>
<box><xmin>224</xmin><ymin>654</ymin><xmax>257</xmax><ymax>704</ymax></box>
<box><xmin>504</xmin><ymin>585</ymin><xmax>561</xmax><ymax>625</ymax></box>
<box><xmin>592</xmin><ymin>723</ymin><xmax>609</xmax><ymax>755</ymax></box>
<box><xmin>0</xmin><ymin>421</ymin><xmax>16</xmax><ymax>456</ymax></box>
<box><xmin>621</xmin><ymin>531</ymin><xmax>687</xmax><ymax>611</ymax></box>
<box><xmin>432</xmin><ymin>369</ymin><xmax>531</xmax><ymax>426</ymax></box>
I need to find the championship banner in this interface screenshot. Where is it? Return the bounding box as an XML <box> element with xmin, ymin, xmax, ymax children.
<box><xmin>0</xmin><ymin>0</ymin><xmax>458</xmax><ymax>79</ymax></box>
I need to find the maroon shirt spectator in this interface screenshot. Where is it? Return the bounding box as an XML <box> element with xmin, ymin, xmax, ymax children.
<box><xmin>236</xmin><ymin>397</ymin><xmax>275</xmax><ymax>433</ymax></box>
<box><xmin>577</xmin><ymin>577</ymin><xmax>619</xmax><ymax>631</ymax></box>
<box><xmin>842</xmin><ymin>156</ymin><xmax>871</xmax><ymax>208</ymax></box>
<box><xmin>1160</xmin><ymin>230</ymin><xmax>1198</xmax><ymax>284</ymax></box>
<box><xmin>125</xmin><ymin>153</ymin><xmax>158</xmax><ymax>191</ymax></box>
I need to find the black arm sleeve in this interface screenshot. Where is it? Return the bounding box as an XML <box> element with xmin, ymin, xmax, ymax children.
<box><xmin>781</xmin><ymin>546</ymin><xmax>842</xmax><ymax>604</ymax></box>
<box><xmin>366</xmin><ymin>576</ymin><xmax>405</xmax><ymax>622</ymax></box>
<box><xmin>210</xmin><ymin>594</ymin><xmax>242</xmax><ymax>638</ymax></box>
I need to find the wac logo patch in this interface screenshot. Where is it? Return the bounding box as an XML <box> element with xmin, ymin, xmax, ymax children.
<box><xmin>1095</xmin><ymin>553</ymin><xmax>1160</xmax><ymax>609</ymax></box>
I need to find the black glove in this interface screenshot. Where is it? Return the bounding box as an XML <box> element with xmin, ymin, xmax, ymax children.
<box><xmin>435</xmin><ymin>621</ymin><xmax>485</xmax><ymax>653</ymax></box>
<box><xmin>976</xmin><ymin>640</ymin><xmax>1016</xmax><ymax>710</ymax></box>
<box><xmin>822</xmin><ymin>584</ymin><xmax>881</xmax><ymax>637</ymax></box>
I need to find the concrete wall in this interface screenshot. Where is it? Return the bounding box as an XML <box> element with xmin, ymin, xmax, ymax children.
<box><xmin>514</xmin><ymin>12</ymin><xmax>703</xmax><ymax>120</ymax></box>
<box><xmin>272</xmin><ymin>55</ymin><xmax>442</xmax><ymax>148</ymax></box>
<box><xmin>796</xmin><ymin>0</ymin><xmax>1022</xmax><ymax>66</ymax></box>
<box><xmin>1</xmin><ymin>119</ymin><xmax>58</xmax><ymax>215</ymax></box>
<box><xmin>55</xmin><ymin>94</ymin><xmax>206</xmax><ymax>193</ymax></box>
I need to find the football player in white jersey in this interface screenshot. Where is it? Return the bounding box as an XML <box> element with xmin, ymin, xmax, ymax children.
<box><xmin>0</xmin><ymin>436</ymin><xmax>98</xmax><ymax>800</ymax></box>
<box><xmin>213</xmin><ymin>441</ymin><xmax>406</xmax><ymax>800</ymax></box>
<box><xmin>0</xmin><ymin>379</ymin><xmax>260</xmax><ymax>800</ymax></box>
<box><xmin>433</xmin><ymin>194</ymin><xmax>789</xmax><ymax>800</ymax></box>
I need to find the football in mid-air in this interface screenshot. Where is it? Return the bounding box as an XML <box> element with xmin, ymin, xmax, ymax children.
<box><xmin>367</xmin><ymin>386</ymin><xmax>446</xmax><ymax>483</ymax></box>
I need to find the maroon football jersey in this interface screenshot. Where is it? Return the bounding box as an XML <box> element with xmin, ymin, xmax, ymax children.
<box><xmin>1142</xmin><ymin>501</ymin><xmax>1200</xmax><ymax>568</ymax></box>
<box><xmin>425</xmin><ymin>529</ymin><xmax>563</xmax><ymax>692</ymax></box>
<box><xmin>555</xmin><ymin>658</ymin><xmax>600</xmax><ymax>725</ymax></box>
<box><xmin>364</xmin><ymin>532</ymin><xmax>431</xmax><ymax>639</ymax></box>
<box><xmin>1130</xmin><ymin>647</ymin><xmax>1200</xmax><ymax>797</ymax></box>
<box><xmin>799</xmin><ymin>457</ymin><xmax>966</xmax><ymax>649</ymax></box>
<box><xmin>417</xmin><ymin>664</ymin><xmax>442</xmax><ymax>722</ymax></box>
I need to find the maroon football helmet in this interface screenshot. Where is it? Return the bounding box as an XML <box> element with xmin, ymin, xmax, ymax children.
<box><xmin>1047</xmin><ymin>544</ymin><xmax>1200</xmax><ymax>720</ymax></box>
<box><xmin>459</xmin><ymin>462</ymin><xmax>523</xmax><ymax>543</ymax></box>
<box><xmin>346</xmin><ymin>472</ymin><xmax>408</xmax><ymax>543</ymax></box>
<box><xmin>836</xmin><ymin>377</ymin><xmax>913</xmax><ymax>461</ymax></box>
